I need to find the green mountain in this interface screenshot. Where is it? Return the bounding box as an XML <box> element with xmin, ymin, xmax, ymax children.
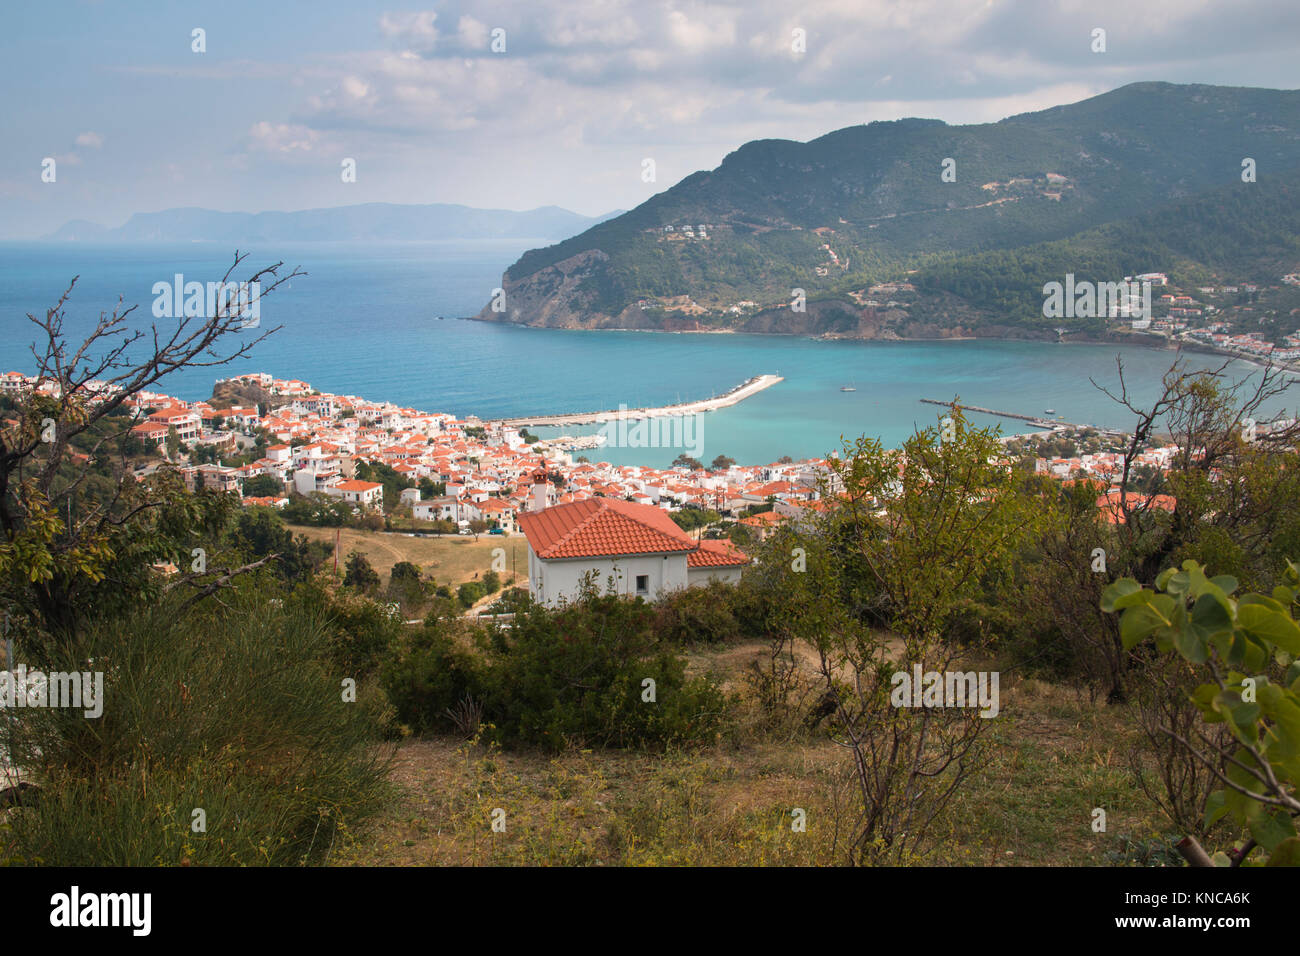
<box><xmin>474</xmin><ymin>82</ymin><xmax>1300</xmax><ymax>337</ymax></box>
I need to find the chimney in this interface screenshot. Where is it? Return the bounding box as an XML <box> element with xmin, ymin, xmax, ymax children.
<box><xmin>530</xmin><ymin>469</ymin><xmax>551</xmax><ymax>513</ymax></box>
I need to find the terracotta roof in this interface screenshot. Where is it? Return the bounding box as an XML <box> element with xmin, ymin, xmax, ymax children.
<box><xmin>1096</xmin><ymin>490</ymin><xmax>1176</xmax><ymax>525</ymax></box>
<box><xmin>335</xmin><ymin>480</ymin><xmax>382</xmax><ymax>492</ymax></box>
<box><xmin>739</xmin><ymin>510</ymin><xmax>785</xmax><ymax>527</ymax></box>
<box><xmin>518</xmin><ymin>498</ymin><xmax>697</xmax><ymax>559</ymax></box>
<box><xmin>687</xmin><ymin>539</ymin><xmax>749</xmax><ymax>568</ymax></box>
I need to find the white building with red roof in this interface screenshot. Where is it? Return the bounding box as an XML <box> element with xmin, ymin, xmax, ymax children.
<box><xmin>517</xmin><ymin>497</ymin><xmax>745</xmax><ymax>607</ymax></box>
<box><xmin>327</xmin><ymin>479</ymin><xmax>383</xmax><ymax>510</ymax></box>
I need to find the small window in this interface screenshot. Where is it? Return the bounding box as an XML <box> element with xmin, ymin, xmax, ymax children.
<box><xmin>635</xmin><ymin>574</ymin><xmax>650</xmax><ymax>595</ymax></box>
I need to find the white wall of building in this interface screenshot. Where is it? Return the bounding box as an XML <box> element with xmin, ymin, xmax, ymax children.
<box><xmin>687</xmin><ymin>566</ymin><xmax>744</xmax><ymax>587</ymax></box>
<box><xmin>529</xmin><ymin>550</ymin><xmax>689</xmax><ymax>607</ymax></box>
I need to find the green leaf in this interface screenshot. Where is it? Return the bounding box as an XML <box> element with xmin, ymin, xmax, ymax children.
<box><xmin>1191</xmin><ymin>592</ymin><xmax>1233</xmax><ymax>635</ymax></box>
<box><xmin>1238</xmin><ymin>604</ymin><xmax>1300</xmax><ymax>655</ymax></box>
<box><xmin>1119</xmin><ymin>596</ymin><xmax>1175</xmax><ymax>651</ymax></box>
<box><xmin>1101</xmin><ymin>578</ymin><xmax>1143</xmax><ymax>613</ymax></box>
<box><xmin>1210</xmin><ymin>575</ymin><xmax>1239</xmax><ymax>596</ymax></box>
<box><xmin>1203</xmin><ymin>790</ymin><xmax>1228</xmax><ymax>828</ymax></box>
<box><xmin>1266</xmin><ymin>837</ymin><xmax>1300</xmax><ymax>867</ymax></box>
<box><xmin>1247</xmin><ymin>807</ymin><xmax>1296</xmax><ymax>852</ymax></box>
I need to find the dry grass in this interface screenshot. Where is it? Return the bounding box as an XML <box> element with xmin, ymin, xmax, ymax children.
<box><xmin>339</xmin><ymin>641</ymin><xmax>1179</xmax><ymax>867</ymax></box>
<box><xmin>291</xmin><ymin>526</ymin><xmax>529</xmax><ymax>585</ymax></box>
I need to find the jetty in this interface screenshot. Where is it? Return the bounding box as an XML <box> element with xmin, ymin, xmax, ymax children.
<box><xmin>920</xmin><ymin>399</ymin><xmax>1059</xmax><ymax>427</ymax></box>
<box><xmin>492</xmin><ymin>374</ymin><xmax>783</xmax><ymax>428</ymax></box>
<box><xmin>919</xmin><ymin>398</ymin><xmax>1125</xmax><ymax>436</ymax></box>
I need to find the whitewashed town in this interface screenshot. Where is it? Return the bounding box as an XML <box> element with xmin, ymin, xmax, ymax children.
<box><xmin>3</xmin><ymin>365</ymin><xmax>1268</xmax><ymax>607</ymax></box>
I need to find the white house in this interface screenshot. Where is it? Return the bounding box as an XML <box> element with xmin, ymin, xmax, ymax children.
<box><xmin>412</xmin><ymin>496</ymin><xmax>462</xmax><ymax>523</ymax></box>
<box><xmin>327</xmin><ymin>479</ymin><xmax>383</xmax><ymax>510</ymax></box>
<box><xmin>517</xmin><ymin>497</ymin><xmax>747</xmax><ymax>607</ymax></box>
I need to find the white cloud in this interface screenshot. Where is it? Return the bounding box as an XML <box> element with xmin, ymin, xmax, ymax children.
<box><xmin>246</xmin><ymin>121</ymin><xmax>322</xmax><ymax>154</ymax></box>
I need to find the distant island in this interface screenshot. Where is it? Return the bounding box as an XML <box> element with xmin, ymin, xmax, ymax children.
<box><xmin>475</xmin><ymin>82</ymin><xmax>1300</xmax><ymax>345</ymax></box>
<box><xmin>47</xmin><ymin>202</ymin><xmax>623</xmax><ymax>243</ymax></box>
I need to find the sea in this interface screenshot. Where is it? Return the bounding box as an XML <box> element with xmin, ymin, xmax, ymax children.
<box><xmin>1</xmin><ymin>240</ymin><xmax>1294</xmax><ymax>468</ymax></box>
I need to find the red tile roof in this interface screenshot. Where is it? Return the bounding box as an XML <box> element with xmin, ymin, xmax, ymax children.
<box><xmin>518</xmin><ymin>498</ymin><xmax>698</xmax><ymax>559</ymax></box>
<box><xmin>335</xmin><ymin>480</ymin><xmax>382</xmax><ymax>492</ymax></box>
<box><xmin>1096</xmin><ymin>490</ymin><xmax>1176</xmax><ymax>525</ymax></box>
<box><xmin>687</xmin><ymin>539</ymin><xmax>749</xmax><ymax>568</ymax></box>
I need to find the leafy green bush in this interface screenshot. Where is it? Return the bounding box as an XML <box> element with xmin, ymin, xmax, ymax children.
<box><xmin>380</xmin><ymin>590</ymin><xmax>729</xmax><ymax>751</ymax></box>
<box><xmin>289</xmin><ymin>580</ymin><xmax>403</xmax><ymax>677</ymax></box>
<box><xmin>380</xmin><ymin>625</ymin><xmax>486</xmax><ymax>734</ymax></box>
<box><xmin>653</xmin><ymin>581</ymin><xmax>742</xmax><ymax>644</ymax></box>
<box><xmin>457</xmin><ymin>581</ymin><xmax>486</xmax><ymax>609</ymax></box>
<box><xmin>479</xmin><ymin>592</ymin><xmax>729</xmax><ymax>751</ymax></box>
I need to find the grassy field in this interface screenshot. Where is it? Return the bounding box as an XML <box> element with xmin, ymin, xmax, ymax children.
<box><xmin>338</xmin><ymin>639</ymin><xmax>1178</xmax><ymax>867</ymax></box>
<box><xmin>290</xmin><ymin>525</ymin><xmax>529</xmax><ymax>587</ymax></box>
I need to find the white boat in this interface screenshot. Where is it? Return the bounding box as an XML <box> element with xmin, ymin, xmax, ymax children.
<box><xmin>840</xmin><ymin>385</ymin><xmax>857</xmax><ymax>392</ymax></box>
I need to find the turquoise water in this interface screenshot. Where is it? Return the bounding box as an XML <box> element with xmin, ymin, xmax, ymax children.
<box><xmin>1</xmin><ymin>241</ymin><xmax>1292</xmax><ymax>467</ymax></box>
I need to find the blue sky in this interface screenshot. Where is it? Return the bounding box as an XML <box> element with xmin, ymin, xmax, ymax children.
<box><xmin>2</xmin><ymin>0</ymin><xmax>1298</xmax><ymax>238</ymax></box>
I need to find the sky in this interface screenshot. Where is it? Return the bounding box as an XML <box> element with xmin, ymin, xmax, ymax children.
<box><xmin>1</xmin><ymin>0</ymin><xmax>1298</xmax><ymax>238</ymax></box>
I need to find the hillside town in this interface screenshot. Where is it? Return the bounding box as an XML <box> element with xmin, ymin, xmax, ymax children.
<box><xmin>2</xmin><ymin>367</ymin><xmax>1266</xmax><ymax>549</ymax></box>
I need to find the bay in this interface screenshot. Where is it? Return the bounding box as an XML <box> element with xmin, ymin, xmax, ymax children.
<box><xmin>0</xmin><ymin>240</ymin><xmax>1291</xmax><ymax>468</ymax></box>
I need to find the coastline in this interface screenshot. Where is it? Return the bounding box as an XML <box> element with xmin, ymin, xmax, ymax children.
<box><xmin>488</xmin><ymin>374</ymin><xmax>783</xmax><ymax>428</ymax></box>
<box><xmin>468</xmin><ymin>314</ymin><xmax>1298</xmax><ymax>373</ymax></box>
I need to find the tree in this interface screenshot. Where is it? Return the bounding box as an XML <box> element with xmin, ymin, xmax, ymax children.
<box><xmin>0</xmin><ymin>253</ymin><xmax>300</xmax><ymax>644</ymax></box>
<box><xmin>670</xmin><ymin>507</ymin><xmax>719</xmax><ymax>533</ymax></box>
<box><xmin>165</xmin><ymin>425</ymin><xmax>181</xmax><ymax>460</ymax></box>
<box><xmin>343</xmin><ymin>550</ymin><xmax>380</xmax><ymax>594</ymax></box>
<box><xmin>468</xmin><ymin>518</ymin><xmax>488</xmax><ymax>541</ymax></box>
<box><xmin>241</xmin><ymin>474</ymin><xmax>284</xmax><ymax>498</ymax></box>
<box><xmin>386</xmin><ymin>560</ymin><xmax>428</xmax><ymax>614</ymax></box>
<box><xmin>355</xmin><ymin>459</ymin><xmax>414</xmax><ymax>510</ymax></box>
<box><xmin>770</xmin><ymin>406</ymin><xmax>1042</xmax><ymax>863</ymax></box>
<box><xmin>1094</xmin><ymin>355</ymin><xmax>1300</xmax><ymax>588</ymax></box>
<box><xmin>672</xmin><ymin>453</ymin><xmax>702</xmax><ymax>471</ymax></box>
<box><xmin>227</xmin><ymin>507</ymin><xmax>330</xmax><ymax>585</ymax></box>
<box><xmin>1019</xmin><ymin>356</ymin><xmax>1300</xmax><ymax>703</ymax></box>
<box><xmin>417</xmin><ymin>477</ymin><xmax>445</xmax><ymax>500</ymax></box>
<box><xmin>710</xmin><ymin>455</ymin><xmax>736</xmax><ymax>471</ymax></box>
<box><xmin>390</xmin><ymin>561</ymin><xmax>421</xmax><ymax>584</ymax></box>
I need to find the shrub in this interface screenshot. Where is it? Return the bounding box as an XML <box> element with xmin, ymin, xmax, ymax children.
<box><xmin>457</xmin><ymin>581</ymin><xmax>486</xmax><ymax>609</ymax></box>
<box><xmin>343</xmin><ymin>550</ymin><xmax>380</xmax><ymax>593</ymax></box>
<box><xmin>380</xmin><ymin>624</ymin><xmax>487</xmax><ymax>734</ymax></box>
<box><xmin>653</xmin><ymin>581</ymin><xmax>742</xmax><ymax>644</ymax></box>
<box><xmin>0</xmin><ymin>593</ymin><xmax>392</xmax><ymax>866</ymax></box>
<box><xmin>290</xmin><ymin>580</ymin><xmax>403</xmax><ymax>676</ymax></box>
<box><xmin>478</xmin><ymin>592</ymin><xmax>729</xmax><ymax>751</ymax></box>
